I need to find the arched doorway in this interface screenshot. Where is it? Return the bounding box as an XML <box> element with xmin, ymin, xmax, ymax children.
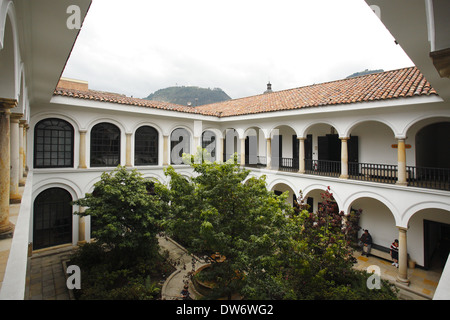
<box><xmin>33</xmin><ymin>188</ymin><xmax>73</xmax><ymax>250</ymax></box>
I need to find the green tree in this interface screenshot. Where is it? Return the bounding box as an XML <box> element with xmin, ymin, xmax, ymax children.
<box><xmin>70</xmin><ymin>166</ymin><xmax>170</xmax><ymax>299</ymax></box>
<box><xmin>285</xmin><ymin>188</ymin><xmax>397</xmax><ymax>299</ymax></box>
<box><xmin>160</xmin><ymin>154</ymin><xmax>294</xmax><ymax>299</ymax></box>
<box><xmin>73</xmin><ymin>165</ymin><xmax>163</xmax><ymax>265</ymax></box>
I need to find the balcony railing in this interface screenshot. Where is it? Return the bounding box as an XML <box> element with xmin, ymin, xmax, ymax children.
<box><xmin>305</xmin><ymin>159</ymin><xmax>340</xmax><ymax>177</ymax></box>
<box><xmin>348</xmin><ymin>162</ymin><xmax>399</xmax><ymax>184</ymax></box>
<box><xmin>241</xmin><ymin>156</ymin><xmax>450</xmax><ymax>191</ymax></box>
<box><xmin>407</xmin><ymin>166</ymin><xmax>450</xmax><ymax>191</ymax></box>
<box><xmin>244</xmin><ymin>155</ymin><xmax>267</xmax><ymax>168</ymax></box>
<box><xmin>270</xmin><ymin>157</ymin><xmax>299</xmax><ymax>172</ymax></box>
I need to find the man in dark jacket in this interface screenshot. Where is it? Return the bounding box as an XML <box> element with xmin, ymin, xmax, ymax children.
<box><xmin>359</xmin><ymin>229</ymin><xmax>372</xmax><ymax>256</ymax></box>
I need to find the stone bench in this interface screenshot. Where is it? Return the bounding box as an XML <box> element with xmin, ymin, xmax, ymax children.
<box><xmin>369</xmin><ymin>244</ymin><xmax>392</xmax><ymax>261</ymax></box>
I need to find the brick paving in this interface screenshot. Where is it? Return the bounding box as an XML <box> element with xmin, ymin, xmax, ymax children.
<box><xmin>25</xmin><ymin>246</ymin><xmax>75</xmax><ymax>300</ymax></box>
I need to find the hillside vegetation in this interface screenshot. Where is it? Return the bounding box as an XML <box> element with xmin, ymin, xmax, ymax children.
<box><xmin>145</xmin><ymin>86</ymin><xmax>231</xmax><ymax>106</ymax></box>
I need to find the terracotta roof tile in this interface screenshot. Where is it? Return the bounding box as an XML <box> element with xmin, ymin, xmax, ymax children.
<box><xmin>53</xmin><ymin>87</ymin><xmax>221</xmax><ymax>116</ymax></box>
<box><xmin>53</xmin><ymin>67</ymin><xmax>437</xmax><ymax>118</ymax></box>
<box><xmin>195</xmin><ymin>67</ymin><xmax>437</xmax><ymax>117</ymax></box>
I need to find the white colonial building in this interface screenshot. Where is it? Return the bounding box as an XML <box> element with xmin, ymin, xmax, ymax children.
<box><xmin>0</xmin><ymin>0</ymin><xmax>449</xmax><ymax>299</ymax></box>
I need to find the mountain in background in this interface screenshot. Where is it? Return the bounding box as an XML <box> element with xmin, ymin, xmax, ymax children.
<box><xmin>346</xmin><ymin>69</ymin><xmax>384</xmax><ymax>78</ymax></box>
<box><xmin>144</xmin><ymin>86</ymin><xmax>231</xmax><ymax>106</ymax></box>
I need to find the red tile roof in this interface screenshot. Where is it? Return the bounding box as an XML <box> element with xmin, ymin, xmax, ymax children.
<box><xmin>53</xmin><ymin>87</ymin><xmax>211</xmax><ymax>115</ymax></box>
<box><xmin>54</xmin><ymin>67</ymin><xmax>437</xmax><ymax>118</ymax></box>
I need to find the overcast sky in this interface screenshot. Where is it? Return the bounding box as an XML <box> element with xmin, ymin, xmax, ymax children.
<box><xmin>62</xmin><ymin>0</ymin><xmax>414</xmax><ymax>100</ymax></box>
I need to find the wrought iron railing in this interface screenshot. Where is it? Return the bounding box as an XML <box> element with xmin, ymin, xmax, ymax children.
<box><xmin>244</xmin><ymin>155</ymin><xmax>267</xmax><ymax>168</ymax></box>
<box><xmin>305</xmin><ymin>159</ymin><xmax>340</xmax><ymax>177</ymax></box>
<box><xmin>267</xmin><ymin>157</ymin><xmax>298</xmax><ymax>172</ymax></box>
<box><xmin>407</xmin><ymin>166</ymin><xmax>450</xmax><ymax>191</ymax></box>
<box><xmin>241</xmin><ymin>156</ymin><xmax>450</xmax><ymax>191</ymax></box>
<box><xmin>348</xmin><ymin>162</ymin><xmax>399</xmax><ymax>184</ymax></box>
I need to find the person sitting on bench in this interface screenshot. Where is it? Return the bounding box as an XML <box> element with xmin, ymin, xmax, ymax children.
<box><xmin>359</xmin><ymin>229</ymin><xmax>372</xmax><ymax>256</ymax></box>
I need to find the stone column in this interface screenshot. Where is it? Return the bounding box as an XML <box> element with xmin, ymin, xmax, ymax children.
<box><xmin>24</xmin><ymin>124</ymin><xmax>29</xmax><ymax>175</ymax></box>
<box><xmin>240</xmin><ymin>138</ymin><xmax>246</xmax><ymax>166</ymax></box>
<box><xmin>19</xmin><ymin>120</ymin><xmax>25</xmax><ymax>186</ymax></box>
<box><xmin>126</xmin><ymin>133</ymin><xmax>132</xmax><ymax>167</ymax></box>
<box><xmin>77</xmin><ymin>207</ymin><xmax>86</xmax><ymax>245</ymax></box>
<box><xmin>397</xmin><ymin>227</ymin><xmax>410</xmax><ymax>285</ymax></box>
<box><xmin>218</xmin><ymin>138</ymin><xmax>224</xmax><ymax>163</ymax></box>
<box><xmin>298</xmin><ymin>137</ymin><xmax>305</xmax><ymax>174</ymax></box>
<box><xmin>78</xmin><ymin>130</ymin><xmax>87</xmax><ymax>169</ymax></box>
<box><xmin>163</xmin><ymin>135</ymin><xmax>169</xmax><ymax>166</ymax></box>
<box><xmin>266</xmin><ymin>138</ymin><xmax>272</xmax><ymax>169</ymax></box>
<box><xmin>397</xmin><ymin>139</ymin><xmax>407</xmax><ymax>185</ymax></box>
<box><xmin>10</xmin><ymin>113</ymin><xmax>23</xmax><ymax>204</ymax></box>
<box><xmin>0</xmin><ymin>98</ymin><xmax>17</xmax><ymax>236</ymax></box>
<box><xmin>340</xmin><ymin>137</ymin><xmax>349</xmax><ymax>179</ymax></box>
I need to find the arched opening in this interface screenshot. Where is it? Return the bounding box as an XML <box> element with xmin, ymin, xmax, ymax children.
<box><xmin>303</xmin><ymin>123</ymin><xmax>341</xmax><ymax>176</ymax></box>
<box><xmin>90</xmin><ymin>122</ymin><xmax>121</xmax><ymax>167</ymax></box>
<box><xmin>34</xmin><ymin>118</ymin><xmax>74</xmax><ymax>168</ymax></box>
<box><xmin>271</xmin><ymin>183</ymin><xmax>297</xmax><ymax>207</ymax></box>
<box><xmin>171</xmin><ymin>128</ymin><xmax>191</xmax><ymax>165</ymax></box>
<box><xmin>270</xmin><ymin>125</ymin><xmax>297</xmax><ymax>171</ymax></box>
<box><xmin>349</xmin><ymin>197</ymin><xmax>397</xmax><ymax>254</ymax></box>
<box><xmin>33</xmin><ymin>188</ymin><xmax>73</xmax><ymax>250</ymax></box>
<box><xmin>135</xmin><ymin>125</ymin><xmax>159</xmax><ymax>166</ymax></box>
<box><xmin>223</xmin><ymin>129</ymin><xmax>239</xmax><ymax>162</ymax></box>
<box><xmin>303</xmin><ymin>188</ymin><xmax>341</xmax><ymax>215</ymax></box>
<box><xmin>0</xmin><ymin>13</ymin><xmax>16</xmax><ymax>99</ymax></box>
<box><xmin>347</xmin><ymin>120</ymin><xmax>397</xmax><ymax>183</ymax></box>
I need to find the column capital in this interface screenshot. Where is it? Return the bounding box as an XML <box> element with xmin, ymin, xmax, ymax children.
<box><xmin>10</xmin><ymin>113</ymin><xmax>24</xmax><ymax>122</ymax></box>
<box><xmin>79</xmin><ymin>129</ymin><xmax>87</xmax><ymax>134</ymax></box>
<box><xmin>340</xmin><ymin>136</ymin><xmax>350</xmax><ymax>141</ymax></box>
<box><xmin>0</xmin><ymin>98</ymin><xmax>18</xmax><ymax>109</ymax></box>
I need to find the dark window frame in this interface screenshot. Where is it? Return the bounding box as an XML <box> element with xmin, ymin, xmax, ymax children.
<box><xmin>34</xmin><ymin>118</ymin><xmax>74</xmax><ymax>169</ymax></box>
<box><xmin>135</xmin><ymin>126</ymin><xmax>159</xmax><ymax>166</ymax></box>
<box><xmin>90</xmin><ymin>122</ymin><xmax>121</xmax><ymax>167</ymax></box>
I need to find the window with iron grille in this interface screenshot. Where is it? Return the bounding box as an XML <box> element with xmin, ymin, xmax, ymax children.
<box><xmin>135</xmin><ymin>126</ymin><xmax>159</xmax><ymax>165</ymax></box>
<box><xmin>34</xmin><ymin>118</ymin><xmax>74</xmax><ymax>168</ymax></box>
<box><xmin>33</xmin><ymin>188</ymin><xmax>73</xmax><ymax>250</ymax></box>
<box><xmin>90</xmin><ymin>122</ymin><xmax>121</xmax><ymax>167</ymax></box>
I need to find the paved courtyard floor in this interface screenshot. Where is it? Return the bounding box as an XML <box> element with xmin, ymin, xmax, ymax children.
<box><xmin>23</xmin><ymin>240</ymin><xmax>442</xmax><ymax>300</ymax></box>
